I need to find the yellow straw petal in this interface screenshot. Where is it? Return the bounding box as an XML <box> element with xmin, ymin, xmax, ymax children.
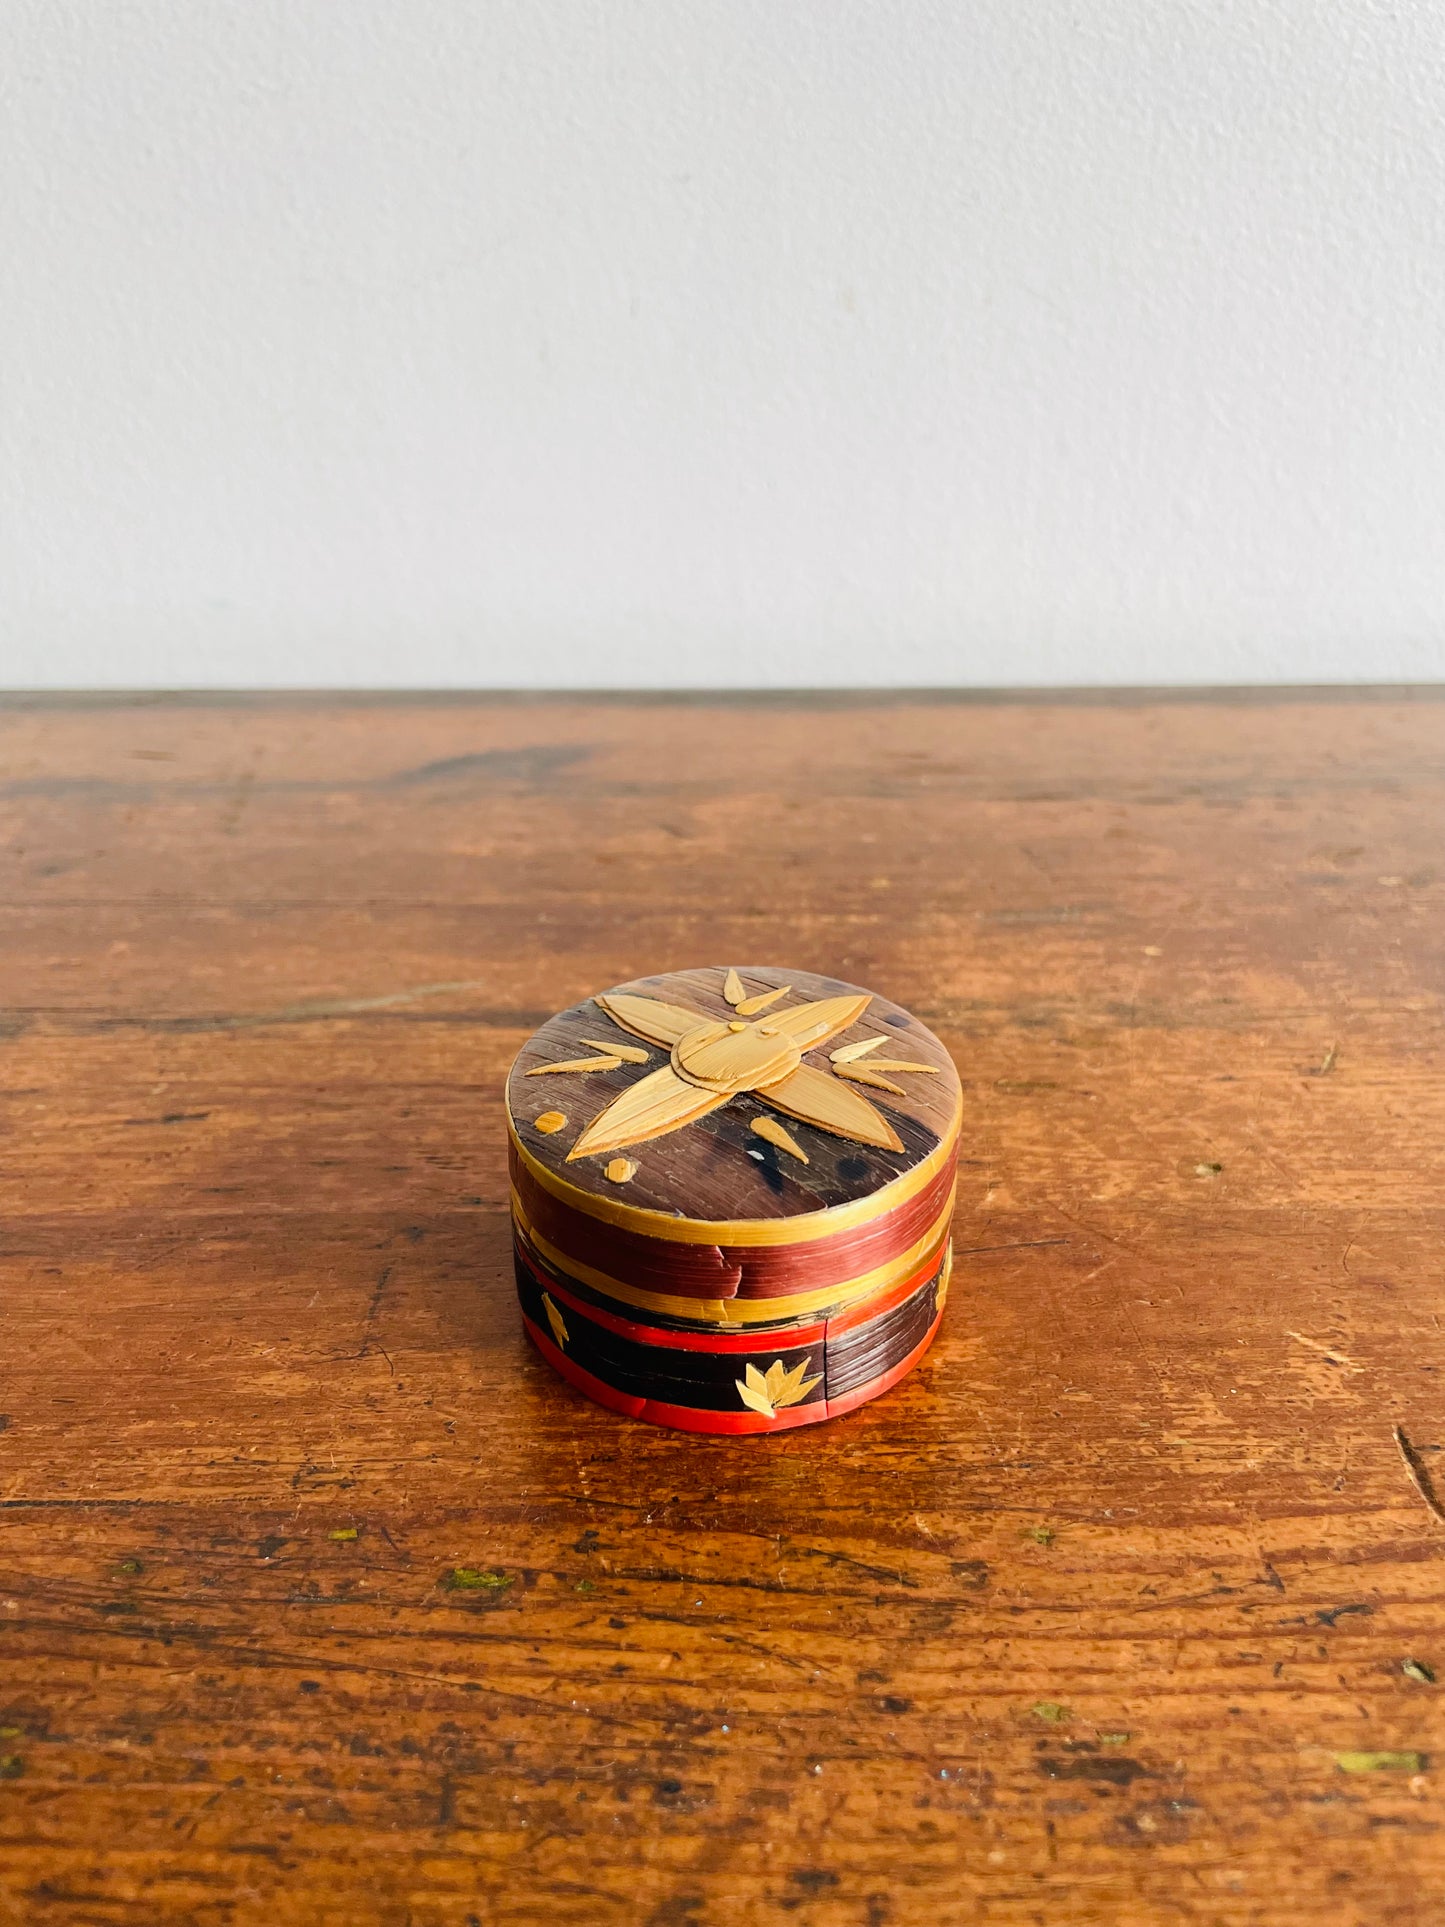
<box><xmin>526</xmin><ymin>1056</ymin><xmax>624</xmax><ymax>1075</ymax></box>
<box><xmin>756</xmin><ymin>1062</ymin><xmax>904</xmax><ymax>1153</ymax></box>
<box><xmin>594</xmin><ymin>992</ymin><xmax>709</xmax><ymax>1048</ymax></box>
<box><xmin>579</xmin><ymin>1038</ymin><xmax>651</xmax><ymax>1063</ymax></box>
<box><xmin>750</xmin><ymin>1116</ymin><xmax>809</xmax><ymax>1163</ymax></box>
<box><xmin>834</xmin><ymin>1064</ymin><xmax>907</xmax><ymax>1096</ymax></box>
<box><xmin>831</xmin><ymin>1036</ymin><xmax>887</xmax><ymax>1063</ymax></box>
<box><xmin>761</xmin><ymin>995</ymin><xmax>872</xmax><ymax>1053</ymax></box>
<box><xmin>735</xmin><ymin>984</ymin><xmax>791</xmax><ymax>1016</ymax></box>
<box><xmin>567</xmin><ymin>1064</ymin><xmax>729</xmax><ymax>1160</ymax></box>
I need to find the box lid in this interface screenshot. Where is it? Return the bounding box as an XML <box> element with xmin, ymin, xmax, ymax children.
<box><xmin>506</xmin><ymin>965</ymin><xmax>960</xmax><ymax>1242</ymax></box>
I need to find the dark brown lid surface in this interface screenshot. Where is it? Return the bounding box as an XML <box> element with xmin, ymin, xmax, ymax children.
<box><xmin>506</xmin><ymin>965</ymin><xmax>961</xmax><ymax>1231</ymax></box>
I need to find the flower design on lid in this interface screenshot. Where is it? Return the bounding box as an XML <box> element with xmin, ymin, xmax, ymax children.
<box><xmin>561</xmin><ymin>967</ymin><xmax>937</xmax><ymax>1164</ymax></box>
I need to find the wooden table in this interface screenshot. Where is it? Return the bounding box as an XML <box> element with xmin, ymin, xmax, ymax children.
<box><xmin>3</xmin><ymin>691</ymin><xmax>1443</xmax><ymax>1926</ymax></box>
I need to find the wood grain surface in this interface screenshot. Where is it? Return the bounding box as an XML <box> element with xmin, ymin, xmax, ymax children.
<box><xmin>2</xmin><ymin>690</ymin><xmax>1444</xmax><ymax>1926</ymax></box>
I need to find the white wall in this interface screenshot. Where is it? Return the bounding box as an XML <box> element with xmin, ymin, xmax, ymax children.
<box><xmin>4</xmin><ymin>1</ymin><xmax>1444</xmax><ymax>689</ymax></box>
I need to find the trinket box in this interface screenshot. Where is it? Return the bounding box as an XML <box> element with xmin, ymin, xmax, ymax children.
<box><xmin>506</xmin><ymin>966</ymin><xmax>960</xmax><ymax>1433</ymax></box>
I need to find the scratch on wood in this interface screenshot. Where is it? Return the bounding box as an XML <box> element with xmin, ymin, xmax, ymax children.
<box><xmin>356</xmin><ymin>1265</ymin><xmax>394</xmax><ymax>1368</ymax></box>
<box><xmin>1286</xmin><ymin>1330</ymin><xmax>1363</xmax><ymax>1373</ymax></box>
<box><xmin>953</xmin><ymin>1238</ymin><xmax>1069</xmax><ymax>1257</ymax></box>
<box><xmin>634</xmin><ymin>1611</ymin><xmax>820</xmax><ymax>1676</ymax></box>
<box><xmin>219</xmin><ymin>761</ymin><xmax>257</xmax><ymax>836</ymax></box>
<box><xmin>244</xmin><ymin>982</ymin><xmax>491</xmax><ymax>1024</ymax></box>
<box><xmin>22</xmin><ymin>1613</ymin><xmax>657</xmax><ymax>1729</ymax></box>
<box><xmin>788</xmin><ymin>1544</ymin><xmax>920</xmax><ymax>1589</ymax></box>
<box><xmin>100</xmin><ymin>981</ymin><xmax>494</xmax><ymax>1034</ymax></box>
<box><xmin>1393</xmin><ymin>1424</ymin><xmax>1445</xmax><ymax>1528</ymax></box>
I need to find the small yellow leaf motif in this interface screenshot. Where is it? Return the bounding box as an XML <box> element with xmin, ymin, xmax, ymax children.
<box><xmin>723</xmin><ymin>968</ymin><xmax>746</xmax><ymax>1006</ymax></box>
<box><xmin>735</xmin><ymin>984</ymin><xmax>791</xmax><ymax>1016</ymax></box>
<box><xmin>736</xmin><ymin>1364</ymin><xmax>775</xmax><ymax>1417</ymax></box>
<box><xmin>831</xmin><ymin>1036</ymin><xmax>886</xmax><ymax>1064</ymax></box>
<box><xmin>750</xmin><ymin>1116</ymin><xmax>808</xmax><ymax>1163</ymax></box>
<box><xmin>604</xmin><ymin>1157</ymin><xmax>638</xmax><ymax>1184</ymax></box>
<box><xmin>534</xmin><ymin>1111</ymin><xmax>567</xmax><ymax>1134</ymax></box>
<box><xmin>774</xmin><ymin>1357</ymin><xmax>822</xmax><ymax>1407</ymax></box>
<box><xmin>542</xmin><ymin>1292</ymin><xmax>568</xmax><ymax>1348</ymax></box>
<box><xmin>735</xmin><ymin>1356</ymin><xmax>822</xmax><ymax>1418</ymax></box>
<box><xmin>834</xmin><ymin>1064</ymin><xmax>907</xmax><ymax>1096</ymax></box>
<box><xmin>860</xmin><ymin>1058</ymin><xmax>939</xmax><ymax>1074</ymax></box>
<box><xmin>580</xmin><ymin>1038</ymin><xmax>650</xmax><ymax>1064</ymax></box>
<box><xmin>934</xmin><ymin>1245</ymin><xmax>953</xmax><ymax>1313</ymax></box>
<box><xmin>526</xmin><ymin>1056</ymin><xmax>624</xmax><ymax>1075</ymax></box>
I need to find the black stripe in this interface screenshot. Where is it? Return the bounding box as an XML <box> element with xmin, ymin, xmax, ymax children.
<box><xmin>826</xmin><ymin>1277</ymin><xmax>940</xmax><ymax>1396</ymax></box>
<box><xmin>516</xmin><ymin>1258</ymin><xmax>824</xmax><ymax>1410</ymax></box>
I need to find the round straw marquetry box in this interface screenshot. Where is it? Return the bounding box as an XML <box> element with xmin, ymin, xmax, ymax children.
<box><xmin>506</xmin><ymin>966</ymin><xmax>961</xmax><ymax>1434</ymax></box>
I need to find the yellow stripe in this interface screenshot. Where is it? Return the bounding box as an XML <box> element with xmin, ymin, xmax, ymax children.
<box><xmin>505</xmin><ymin>1078</ymin><xmax>962</xmax><ymax>1247</ymax></box>
<box><xmin>511</xmin><ymin>1185</ymin><xmax>956</xmax><ymax>1327</ymax></box>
